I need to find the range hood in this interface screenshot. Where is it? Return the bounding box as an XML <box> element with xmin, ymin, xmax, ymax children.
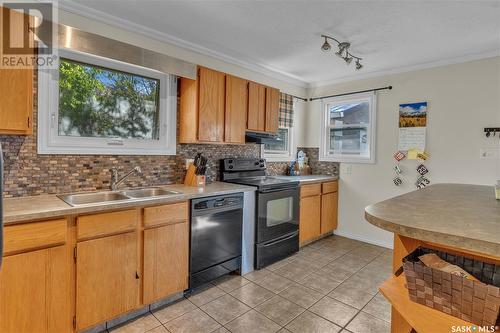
<box><xmin>245</xmin><ymin>131</ymin><xmax>282</xmax><ymax>144</ymax></box>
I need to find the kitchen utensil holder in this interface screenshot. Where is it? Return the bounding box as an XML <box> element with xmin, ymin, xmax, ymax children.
<box><xmin>184</xmin><ymin>163</ymin><xmax>206</xmax><ymax>187</ymax></box>
<box><xmin>402</xmin><ymin>247</ymin><xmax>500</xmax><ymax>326</ymax></box>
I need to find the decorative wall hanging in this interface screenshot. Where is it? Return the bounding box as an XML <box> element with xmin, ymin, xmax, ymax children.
<box><xmin>417</xmin><ymin>164</ymin><xmax>429</xmax><ymax>176</ymax></box>
<box><xmin>398</xmin><ymin>102</ymin><xmax>427</xmax><ymax>152</ymax></box>
<box><xmin>484</xmin><ymin>127</ymin><xmax>500</xmax><ymax>138</ymax></box>
<box><xmin>394</xmin><ymin>151</ymin><xmax>406</xmax><ymax>162</ymax></box>
<box><xmin>320</xmin><ymin>34</ymin><xmax>363</xmax><ymax>70</ymax></box>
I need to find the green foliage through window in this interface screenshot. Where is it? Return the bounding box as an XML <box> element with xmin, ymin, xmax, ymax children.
<box><xmin>58</xmin><ymin>58</ymin><xmax>160</xmax><ymax>140</ymax></box>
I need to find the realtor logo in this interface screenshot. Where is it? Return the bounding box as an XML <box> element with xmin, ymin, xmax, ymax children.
<box><xmin>1</xmin><ymin>0</ymin><xmax>57</xmax><ymax>69</ymax></box>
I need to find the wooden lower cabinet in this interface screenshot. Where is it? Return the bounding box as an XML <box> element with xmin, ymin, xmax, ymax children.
<box><xmin>299</xmin><ymin>195</ymin><xmax>321</xmax><ymax>245</ymax></box>
<box><xmin>1</xmin><ymin>201</ymin><xmax>190</xmax><ymax>332</ymax></box>
<box><xmin>76</xmin><ymin>232</ymin><xmax>139</xmax><ymax>331</ymax></box>
<box><xmin>299</xmin><ymin>181</ymin><xmax>339</xmax><ymax>245</ymax></box>
<box><xmin>321</xmin><ymin>192</ymin><xmax>338</xmax><ymax>234</ymax></box>
<box><xmin>0</xmin><ymin>245</ymin><xmax>71</xmax><ymax>333</ymax></box>
<box><xmin>143</xmin><ymin>221</ymin><xmax>189</xmax><ymax>304</ymax></box>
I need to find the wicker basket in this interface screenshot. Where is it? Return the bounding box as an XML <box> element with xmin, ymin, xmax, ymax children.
<box><xmin>402</xmin><ymin>247</ymin><xmax>500</xmax><ymax>326</ymax></box>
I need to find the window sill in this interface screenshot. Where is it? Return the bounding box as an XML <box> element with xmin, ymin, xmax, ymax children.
<box><xmin>319</xmin><ymin>155</ymin><xmax>375</xmax><ymax>164</ymax></box>
<box><xmin>264</xmin><ymin>155</ymin><xmax>295</xmax><ymax>162</ymax></box>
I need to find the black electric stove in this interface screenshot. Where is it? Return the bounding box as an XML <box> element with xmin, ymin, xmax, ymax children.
<box><xmin>221</xmin><ymin>158</ymin><xmax>300</xmax><ymax>269</ymax></box>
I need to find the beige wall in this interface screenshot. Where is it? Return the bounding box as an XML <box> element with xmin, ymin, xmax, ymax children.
<box><xmin>299</xmin><ymin>57</ymin><xmax>500</xmax><ymax>248</ymax></box>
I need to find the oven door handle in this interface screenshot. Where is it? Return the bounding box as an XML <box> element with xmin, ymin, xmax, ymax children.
<box><xmin>260</xmin><ymin>231</ymin><xmax>299</xmax><ymax>248</ymax></box>
<box><xmin>259</xmin><ymin>187</ymin><xmax>298</xmax><ymax>194</ymax></box>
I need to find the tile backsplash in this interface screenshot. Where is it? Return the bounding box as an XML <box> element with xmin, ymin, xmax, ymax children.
<box><xmin>0</xmin><ymin>76</ymin><xmax>338</xmax><ymax>198</ymax></box>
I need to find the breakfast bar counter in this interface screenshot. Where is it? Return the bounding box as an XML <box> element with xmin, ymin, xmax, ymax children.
<box><xmin>365</xmin><ymin>183</ymin><xmax>500</xmax><ymax>333</ymax></box>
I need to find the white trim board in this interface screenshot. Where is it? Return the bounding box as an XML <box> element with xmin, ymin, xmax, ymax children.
<box><xmin>58</xmin><ymin>0</ymin><xmax>308</xmax><ymax>88</ymax></box>
<box><xmin>308</xmin><ymin>50</ymin><xmax>500</xmax><ymax>89</ymax></box>
<box><xmin>59</xmin><ymin>1</ymin><xmax>500</xmax><ymax>91</ymax></box>
<box><xmin>333</xmin><ymin>230</ymin><xmax>394</xmax><ymax>250</ymax></box>
<box><xmin>59</xmin><ymin>0</ymin><xmax>500</xmax><ymax>91</ymax></box>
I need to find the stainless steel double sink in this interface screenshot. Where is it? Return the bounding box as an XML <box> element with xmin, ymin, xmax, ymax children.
<box><xmin>58</xmin><ymin>187</ymin><xmax>181</xmax><ymax>207</ymax></box>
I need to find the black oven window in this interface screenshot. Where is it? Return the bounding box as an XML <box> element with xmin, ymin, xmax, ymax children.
<box><xmin>266</xmin><ymin>197</ymin><xmax>294</xmax><ymax>227</ymax></box>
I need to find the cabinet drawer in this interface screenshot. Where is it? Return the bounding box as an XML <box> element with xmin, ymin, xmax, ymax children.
<box><xmin>300</xmin><ymin>183</ymin><xmax>321</xmax><ymax>198</ymax></box>
<box><xmin>322</xmin><ymin>181</ymin><xmax>338</xmax><ymax>194</ymax></box>
<box><xmin>77</xmin><ymin>210</ymin><xmax>137</xmax><ymax>240</ymax></box>
<box><xmin>143</xmin><ymin>201</ymin><xmax>189</xmax><ymax>228</ymax></box>
<box><xmin>4</xmin><ymin>219</ymin><xmax>67</xmax><ymax>255</ymax></box>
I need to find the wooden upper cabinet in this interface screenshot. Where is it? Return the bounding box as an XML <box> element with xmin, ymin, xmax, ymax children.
<box><xmin>179</xmin><ymin>67</ymin><xmax>226</xmax><ymax>143</ymax></box>
<box><xmin>198</xmin><ymin>67</ymin><xmax>226</xmax><ymax>142</ymax></box>
<box><xmin>0</xmin><ymin>8</ymin><xmax>34</xmax><ymax>135</ymax></box>
<box><xmin>76</xmin><ymin>232</ymin><xmax>139</xmax><ymax>330</ymax></box>
<box><xmin>265</xmin><ymin>87</ymin><xmax>280</xmax><ymax>133</ymax></box>
<box><xmin>179</xmin><ymin>66</ymin><xmax>281</xmax><ymax>143</ymax></box>
<box><xmin>247</xmin><ymin>82</ymin><xmax>266</xmax><ymax>132</ymax></box>
<box><xmin>225</xmin><ymin>75</ymin><xmax>248</xmax><ymax>143</ymax></box>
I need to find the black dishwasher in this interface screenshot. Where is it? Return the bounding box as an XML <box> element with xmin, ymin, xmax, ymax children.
<box><xmin>190</xmin><ymin>193</ymin><xmax>243</xmax><ymax>289</ymax></box>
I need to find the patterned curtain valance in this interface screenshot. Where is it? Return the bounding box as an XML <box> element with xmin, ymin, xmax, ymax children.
<box><xmin>278</xmin><ymin>93</ymin><xmax>294</xmax><ymax>128</ymax></box>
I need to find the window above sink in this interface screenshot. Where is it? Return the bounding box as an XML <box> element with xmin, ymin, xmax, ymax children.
<box><xmin>38</xmin><ymin>49</ymin><xmax>177</xmax><ymax>156</ymax></box>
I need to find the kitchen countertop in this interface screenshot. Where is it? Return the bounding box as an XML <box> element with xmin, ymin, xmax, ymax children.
<box><xmin>365</xmin><ymin>183</ymin><xmax>500</xmax><ymax>257</ymax></box>
<box><xmin>273</xmin><ymin>175</ymin><xmax>338</xmax><ymax>184</ymax></box>
<box><xmin>4</xmin><ymin>182</ymin><xmax>255</xmax><ymax>225</ymax></box>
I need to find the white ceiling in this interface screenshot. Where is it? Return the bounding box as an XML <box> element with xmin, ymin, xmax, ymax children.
<box><xmin>62</xmin><ymin>0</ymin><xmax>500</xmax><ymax>87</ymax></box>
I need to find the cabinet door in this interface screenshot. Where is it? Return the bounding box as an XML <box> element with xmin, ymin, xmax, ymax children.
<box><xmin>265</xmin><ymin>87</ymin><xmax>280</xmax><ymax>133</ymax></box>
<box><xmin>0</xmin><ymin>246</ymin><xmax>71</xmax><ymax>332</ymax></box>
<box><xmin>143</xmin><ymin>221</ymin><xmax>189</xmax><ymax>304</ymax></box>
<box><xmin>198</xmin><ymin>67</ymin><xmax>226</xmax><ymax>142</ymax></box>
<box><xmin>225</xmin><ymin>75</ymin><xmax>248</xmax><ymax>143</ymax></box>
<box><xmin>0</xmin><ymin>8</ymin><xmax>33</xmax><ymax>135</ymax></box>
<box><xmin>321</xmin><ymin>192</ymin><xmax>338</xmax><ymax>234</ymax></box>
<box><xmin>299</xmin><ymin>195</ymin><xmax>321</xmax><ymax>245</ymax></box>
<box><xmin>247</xmin><ymin>82</ymin><xmax>266</xmax><ymax>132</ymax></box>
<box><xmin>76</xmin><ymin>232</ymin><xmax>139</xmax><ymax>330</ymax></box>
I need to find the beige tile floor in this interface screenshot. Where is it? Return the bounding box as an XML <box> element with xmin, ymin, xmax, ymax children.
<box><xmin>108</xmin><ymin>235</ymin><xmax>393</xmax><ymax>333</ymax></box>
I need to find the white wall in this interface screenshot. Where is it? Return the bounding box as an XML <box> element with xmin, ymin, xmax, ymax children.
<box><xmin>302</xmin><ymin>57</ymin><xmax>500</xmax><ymax>248</ymax></box>
<box><xmin>58</xmin><ymin>10</ymin><xmax>307</xmax><ymax>98</ymax></box>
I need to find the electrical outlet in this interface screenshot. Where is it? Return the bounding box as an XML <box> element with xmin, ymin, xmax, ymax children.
<box><xmin>185</xmin><ymin>159</ymin><xmax>194</xmax><ymax>169</ymax></box>
<box><xmin>344</xmin><ymin>164</ymin><xmax>352</xmax><ymax>176</ymax></box>
<box><xmin>480</xmin><ymin>148</ymin><xmax>500</xmax><ymax>159</ymax></box>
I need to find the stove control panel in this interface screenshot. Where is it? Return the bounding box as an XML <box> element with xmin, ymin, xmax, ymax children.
<box><xmin>222</xmin><ymin>158</ymin><xmax>267</xmax><ymax>172</ymax></box>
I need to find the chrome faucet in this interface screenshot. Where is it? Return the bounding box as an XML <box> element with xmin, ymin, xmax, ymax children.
<box><xmin>110</xmin><ymin>166</ymin><xmax>142</xmax><ymax>191</ymax></box>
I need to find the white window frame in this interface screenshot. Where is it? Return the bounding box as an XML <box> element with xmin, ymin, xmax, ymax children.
<box><xmin>38</xmin><ymin>48</ymin><xmax>177</xmax><ymax>155</ymax></box>
<box><xmin>262</xmin><ymin>126</ymin><xmax>297</xmax><ymax>162</ymax></box>
<box><xmin>319</xmin><ymin>92</ymin><xmax>377</xmax><ymax>163</ymax></box>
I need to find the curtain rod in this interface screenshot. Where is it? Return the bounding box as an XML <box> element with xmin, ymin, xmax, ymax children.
<box><xmin>308</xmin><ymin>86</ymin><xmax>393</xmax><ymax>101</ymax></box>
<box><xmin>291</xmin><ymin>95</ymin><xmax>308</xmax><ymax>102</ymax></box>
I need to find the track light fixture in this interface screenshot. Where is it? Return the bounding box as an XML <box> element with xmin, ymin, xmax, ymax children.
<box><xmin>355</xmin><ymin>59</ymin><xmax>363</xmax><ymax>70</ymax></box>
<box><xmin>321</xmin><ymin>36</ymin><xmax>331</xmax><ymax>52</ymax></box>
<box><xmin>321</xmin><ymin>34</ymin><xmax>363</xmax><ymax>70</ymax></box>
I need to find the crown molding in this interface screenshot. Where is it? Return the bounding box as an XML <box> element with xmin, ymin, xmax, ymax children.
<box><xmin>58</xmin><ymin>0</ymin><xmax>499</xmax><ymax>93</ymax></box>
<box><xmin>57</xmin><ymin>0</ymin><xmax>308</xmax><ymax>88</ymax></box>
<box><xmin>308</xmin><ymin>49</ymin><xmax>500</xmax><ymax>89</ymax></box>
